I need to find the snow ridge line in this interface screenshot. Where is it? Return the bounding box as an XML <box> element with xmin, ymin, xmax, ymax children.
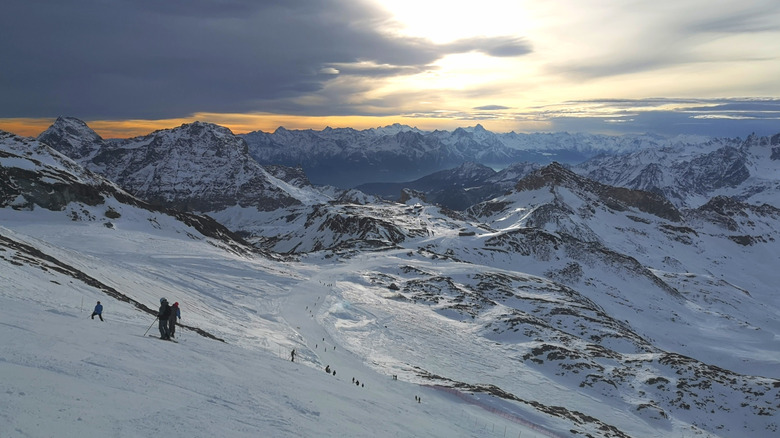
<box><xmin>429</xmin><ymin>385</ymin><xmax>565</xmax><ymax>438</ymax></box>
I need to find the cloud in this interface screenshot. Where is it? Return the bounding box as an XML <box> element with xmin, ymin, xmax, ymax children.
<box><xmin>397</xmin><ymin>98</ymin><xmax>780</xmax><ymax>137</ymax></box>
<box><xmin>321</xmin><ymin>61</ymin><xmax>429</xmax><ymax>78</ymax></box>
<box><xmin>318</xmin><ymin>67</ymin><xmax>340</xmax><ymax>75</ymax></box>
<box><xmin>544</xmin><ymin>1</ymin><xmax>780</xmax><ymax>81</ymax></box>
<box><xmin>443</xmin><ymin>36</ymin><xmax>532</xmax><ymax>58</ymax></box>
<box><xmin>538</xmin><ymin>98</ymin><xmax>780</xmax><ymax>136</ymax></box>
<box><xmin>473</xmin><ymin>105</ymin><xmax>511</xmax><ymax>111</ymax></box>
<box><xmin>0</xmin><ymin>0</ymin><xmax>531</xmax><ymax>120</ymax></box>
<box><xmin>689</xmin><ymin>2</ymin><xmax>780</xmax><ymax>33</ymax></box>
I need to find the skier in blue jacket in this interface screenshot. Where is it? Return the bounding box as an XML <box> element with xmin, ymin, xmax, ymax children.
<box><xmin>91</xmin><ymin>301</ymin><xmax>103</xmax><ymax>321</ymax></box>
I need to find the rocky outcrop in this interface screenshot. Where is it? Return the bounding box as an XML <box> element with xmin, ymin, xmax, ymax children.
<box><xmin>516</xmin><ymin>163</ymin><xmax>682</xmax><ymax>222</ymax></box>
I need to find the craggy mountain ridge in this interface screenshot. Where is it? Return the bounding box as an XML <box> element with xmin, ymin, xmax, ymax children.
<box><xmin>241</xmin><ymin>123</ymin><xmax>725</xmax><ymax>187</ymax></box>
<box><xmin>574</xmin><ymin>132</ymin><xmax>780</xmax><ymax>208</ymax></box>
<box><xmin>357</xmin><ymin>130</ymin><xmax>780</xmax><ymax>212</ymax></box>
<box><xmin>0</xmin><ymin>130</ymin><xmax>250</xmax><ymax>252</ymax></box>
<box><xmin>3</xmin><ymin>118</ymin><xmax>780</xmax><ymax>437</ymax></box>
<box><xmin>38</xmin><ymin>117</ymin><xmax>318</xmax><ymax>213</ymax></box>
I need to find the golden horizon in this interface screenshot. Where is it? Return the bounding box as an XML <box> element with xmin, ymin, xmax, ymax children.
<box><xmin>0</xmin><ymin>114</ymin><xmax>549</xmax><ymax>139</ymax></box>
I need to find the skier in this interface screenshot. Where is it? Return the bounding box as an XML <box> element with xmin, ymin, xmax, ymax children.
<box><xmin>168</xmin><ymin>302</ymin><xmax>180</xmax><ymax>338</ymax></box>
<box><xmin>290</xmin><ymin>349</ymin><xmax>296</xmax><ymax>362</ymax></box>
<box><xmin>91</xmin><ymin>301</ymin><xmax>103</xmax><ymax>321</ymax></box>
<box><xmin>157</xmin><ymin>298</ymin><xmax>171</xmax><ymax>339</ymax></box>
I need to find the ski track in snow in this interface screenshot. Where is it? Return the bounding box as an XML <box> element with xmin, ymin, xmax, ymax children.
<box><xmin>1</xmin><ymin>217</ymin><xmax>552</xmax><ymax>438</ymax></box>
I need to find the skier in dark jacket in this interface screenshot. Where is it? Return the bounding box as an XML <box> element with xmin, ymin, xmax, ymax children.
<box><xmin>91</xmin><ymin>301</ymin><xmax>103</xmax><ymax>321</ymax></box>
<box><xmin>158</xmin><ymin>298</ymin><xmax>171</xmax><ymax>339</ymax></box>
<box><xmin>168</xmin><ymin>302</ymin><xmax>180</xmax><ymax>338</ymax></box>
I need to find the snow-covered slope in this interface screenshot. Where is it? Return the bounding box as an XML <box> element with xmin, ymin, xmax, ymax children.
<box><xmin>0</xmin><ymin>134</ymin><xmax>600</xmax><ymax>437</ymax></box>
<box><xmin>2</xmin><ymin>130</ymin><xmax>522</xmax><ymax>437</ymax></box>
<box><xmin>4</xmin><ymin>216</ymin><xmax>544</xmax><ymax>438</ymax></box>
<box><xmin>465</xmin><ymin>165</ymin><xmax>780</xmax><ymax>377</ymax></box>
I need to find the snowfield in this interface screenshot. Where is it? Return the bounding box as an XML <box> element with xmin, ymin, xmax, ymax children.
<box><xmin>0</xmin><ymin>210</ymin><xmax>551</xmax><ymax>438</ymax></box>
<box><xmin>3</xmin><ymin>197</ymin><xmax>778</xmax><ymax>437</ymax></box>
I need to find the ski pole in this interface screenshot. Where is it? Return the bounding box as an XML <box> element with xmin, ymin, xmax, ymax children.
<box><xmin>143</xmin><ymin>317</ymin><xmax>158</xmax><ymax>336</ymax></box>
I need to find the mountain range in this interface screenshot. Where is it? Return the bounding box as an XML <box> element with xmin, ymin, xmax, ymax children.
<box><xmin>575</xmin><ymin>132</ymin><xmax>780</xmax><ymax>208</ymax></box>
<box><xmin>240</xmin><ymin>123</ymin><xmax>730</xmax><ymax>187</ymax></box>
<box><xmin>2</xmin><ymin>117</ymin><xmax>779</xmax><ymax>437</ymax></box>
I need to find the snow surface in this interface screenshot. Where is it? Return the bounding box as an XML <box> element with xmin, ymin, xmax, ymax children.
<box><xmin>4</xmin><ymin>195</ymin><xmax>778</xmax><ymax>437</ymax></box>
<box><xmin>0</xmin><ymin>209</ymin><xmax>551</xmax><ymax>438</ymax></box>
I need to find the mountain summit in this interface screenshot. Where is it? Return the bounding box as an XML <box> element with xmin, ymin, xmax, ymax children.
<box><xmin>37</xmin><ymin>116</ymin><xmax>107</xmax><ymax>161</ymax></box>
<box><xmin>39</xmin><ymin>120</ymin><xmax>308</xmax><ymax>213</ymax></box>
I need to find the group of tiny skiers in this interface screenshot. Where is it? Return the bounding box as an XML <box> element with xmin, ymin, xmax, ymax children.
<box><xmin>157</xmin><ymin>298</ymin><xmax>181</xmax><ymax>340</ymax></box>
<box><xmin>92</xmin><ymin>298</ymin><xmax>181</xmax><ymax>341</ymax></box>
<box><xmin>93</xmin><ymin>298</ymin><xmax>424</xmax><ymax>402</ymax></box>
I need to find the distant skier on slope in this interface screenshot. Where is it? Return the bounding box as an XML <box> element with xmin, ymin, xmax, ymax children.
<box><xmin>91</xmin><ymin>301</ymin><xmax>103</xmax><ymax>321</ymax></box>
<box><xmin>158</xmin><ymin>298</ymin><xmax>171</xmax><ymax>339</ymax></box>
<box><xmin>291</xmin><ymin>349</ymin><xmax>296</xmax><ymax>362</ymax></box>
<box><xmin>168</xmin><ymin>302</ymin><xmax>180</xmax><ymax>338</ymax></box>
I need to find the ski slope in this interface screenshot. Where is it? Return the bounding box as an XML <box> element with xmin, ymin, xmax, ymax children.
<box><xmin>0</xmin><ymin>210</ymin><xmax>551</xmax><ymax>438</ymax></box>
<box><xmin>2</xmin><ymin>189</ymin><xmax>778</xmax><ymax>437</ymax></box>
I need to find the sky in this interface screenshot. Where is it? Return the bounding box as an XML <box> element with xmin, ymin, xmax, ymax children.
<box><xmin>1</xmin><ymin>0</ymin><xmax>779</xmax><ymax>138</ymax></box>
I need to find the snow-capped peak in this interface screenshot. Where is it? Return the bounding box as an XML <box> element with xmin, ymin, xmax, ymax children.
<box><xmin>37</xmin><ymin>116</ymin><xmax>106</xmax><ymax>161</ymax></box>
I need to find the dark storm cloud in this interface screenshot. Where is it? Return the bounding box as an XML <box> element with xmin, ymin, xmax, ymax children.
<box><xmin>0</xmin><ymin>0</ymin><xmax>531</xmax><ymax>120</ymax></box>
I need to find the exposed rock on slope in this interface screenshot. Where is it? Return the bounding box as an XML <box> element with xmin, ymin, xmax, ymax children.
<box><xmin>516</xmin><ymin>162</ymin><xmax>682</xmax><ymax>221</ymax></box>
<box><xmin>1</xmin><ymin>130</ymin><xmax>252</xmax><ymax>254</ymax></box>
